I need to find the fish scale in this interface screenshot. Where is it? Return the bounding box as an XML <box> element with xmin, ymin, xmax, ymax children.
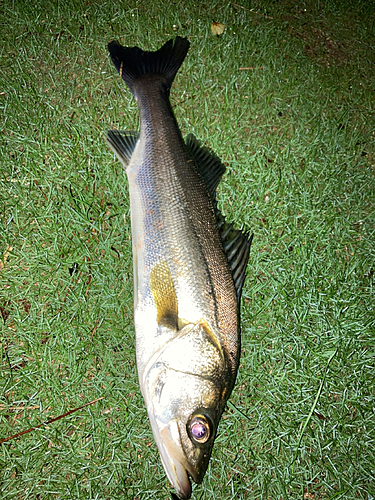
<box><xmin>106</xmin><ymin>36</ymin><xmax>252</xmax><ymax>499</ymax></box>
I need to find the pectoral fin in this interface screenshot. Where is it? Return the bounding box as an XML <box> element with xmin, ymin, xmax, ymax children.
<box><xmin>150</xmin><ymin>260</ymin><xmax>179</xmax><ymax>331</ymax></box>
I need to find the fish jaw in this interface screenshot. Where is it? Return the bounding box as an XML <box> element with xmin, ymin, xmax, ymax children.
<box><xmin>149</xmin><ymin>414</ymin><xmax>193</xmax><ymax>499</ymax></box>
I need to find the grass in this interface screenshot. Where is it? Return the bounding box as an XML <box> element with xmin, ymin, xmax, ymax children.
<box><xmin>1</xmin><ymin>0</ymin><xmax>374</xmax><ymax>498</ymax></box>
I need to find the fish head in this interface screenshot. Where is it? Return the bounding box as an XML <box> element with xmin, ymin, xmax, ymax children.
<box><xmin>142</xmin><ymin>319</ymin><xmax>233</xmax><ymax>499</ymax></box>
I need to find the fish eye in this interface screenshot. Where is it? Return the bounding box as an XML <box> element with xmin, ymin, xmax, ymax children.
<box><xmin>187</xmin><ymin>414</ymin><xmax>212</xmax><ymax>444</ymax></box>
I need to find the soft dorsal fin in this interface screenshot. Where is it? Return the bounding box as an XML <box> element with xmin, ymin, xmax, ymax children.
<box><xmin>215</xmin><ymin>208</ymin><xmax>253</xmax><ymax>304</ymax></box>
<box><xmin>106</xmin><ymin>130</ymin><xmax>139</xmax><ymax>167</ymax></box>
<box><xmin>185</xmin><ymin>134</ymin><xmax>225</xmax><ymax>202</ymax></box>
<box><xmin>185</xmin><ymin>134</ymin><xmax>252</xmax><ymax>303</ymax></box>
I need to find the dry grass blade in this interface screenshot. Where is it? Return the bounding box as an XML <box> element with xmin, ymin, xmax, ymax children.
<box><xmin>231</xmin><ymin>2</ymin><xmax>274</xmax><ymax>18</ymax></box>
<box><xmin>0</xmin><ymin>397</ymin><xmax>104</xmax><ymax>444</ymax></box>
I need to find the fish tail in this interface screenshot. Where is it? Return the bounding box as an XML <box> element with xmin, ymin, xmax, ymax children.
<box><xmin>108</xmin><ymin>37</ymin><xmax>190</xmax><ymax>96</ymax></box>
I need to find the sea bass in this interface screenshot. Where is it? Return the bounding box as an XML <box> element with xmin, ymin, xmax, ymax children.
<box><xmin>106</xmin><ymin>37</ymin><xmax>252</xmax><ymax>499</ymax></box>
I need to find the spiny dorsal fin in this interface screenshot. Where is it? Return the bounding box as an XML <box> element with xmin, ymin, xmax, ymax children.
<box><xmin>106</xmin><ymin>130</ymin><xmax>139</xmax><ymax>167</ymax></box>
<box><xmin>185</xmin><ymin>134</ymin><xmax>225</xmax><ymax>202</ymax></box>
<box><xmin>150</xmin><ymin>259</ymin><xmax>179</xmax><ymax>331</ymax></box>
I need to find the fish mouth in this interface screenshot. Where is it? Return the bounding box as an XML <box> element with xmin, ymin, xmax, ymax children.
<box><xmin>149</xmin><ymin>414</ymin><xmax>198</xmax><ymax>499</ymax></box>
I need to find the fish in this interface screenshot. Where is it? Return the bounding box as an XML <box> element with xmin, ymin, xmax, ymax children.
<box><xmin>106</xmin><ymin>37</ymin><xmax>252</xmax><ymax>499</ymax></box>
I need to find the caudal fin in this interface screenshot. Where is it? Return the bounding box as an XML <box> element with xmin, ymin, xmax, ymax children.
<box><xmin>108</xmin><ymin>37</ymin><xmax>190</xmax><ymax>96</ymax></box>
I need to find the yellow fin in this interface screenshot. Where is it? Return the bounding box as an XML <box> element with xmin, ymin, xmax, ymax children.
<box><xmin>150</xmin><ymin>260</ymin><xmax>178</xmax><ymax>330</ymax></box>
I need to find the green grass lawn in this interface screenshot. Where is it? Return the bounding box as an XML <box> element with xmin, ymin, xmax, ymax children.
<box><xmin>1</xmin><ymin>0</ymin><xmax>374</xmax><ymax>498</ymax></box>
